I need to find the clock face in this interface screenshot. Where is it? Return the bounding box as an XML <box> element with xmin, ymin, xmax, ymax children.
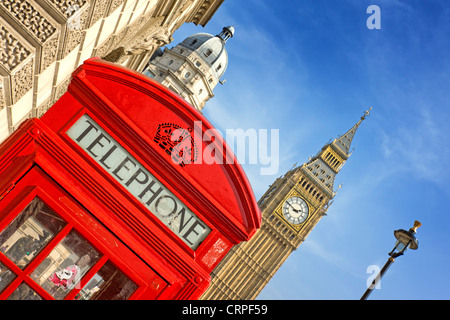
<box><xmin>282</xmin><ymin>196</ymin><xmax>309</xmax><ymax>225</ymax></box>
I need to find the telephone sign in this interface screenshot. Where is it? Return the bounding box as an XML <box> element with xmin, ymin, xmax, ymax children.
<box><xmin>67</xmin><ymin>114</ymin><xmax>211</xmax><ymax>250</ymax></box>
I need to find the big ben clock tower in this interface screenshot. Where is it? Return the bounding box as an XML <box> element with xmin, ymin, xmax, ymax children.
<box><xmin>201</xmin><ymin>108</ymin><xmax>371</xmax><ymax>300</ymax></box>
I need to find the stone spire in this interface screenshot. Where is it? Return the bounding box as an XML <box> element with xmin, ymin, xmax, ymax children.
<box><xmin>332</xmin><ymin>107</ymin><xmax>372</xmax><ymax>159</ymax></box>
<box><xmin>299</xmin><ymin>108</ymin><xmax>371</xmax><ymax>197</ymax></box>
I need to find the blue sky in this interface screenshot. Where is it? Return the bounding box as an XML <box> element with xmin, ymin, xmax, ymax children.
<box><xmin>170</xmin><ymin>0</ymin><xmax>450</xmax><ymax>299</ymax></box>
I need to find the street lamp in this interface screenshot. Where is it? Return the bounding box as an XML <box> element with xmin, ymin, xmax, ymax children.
<box><xmin>361</xmin><ymin>220</ymin><xmax>421</xmax><ymax>300</ymax></box>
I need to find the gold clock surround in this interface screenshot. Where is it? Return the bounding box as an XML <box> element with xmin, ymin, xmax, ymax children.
<box><xmin>276</xmin><ymin>190</ymin><xmax>312</xmax><ymax>233</ymax></box>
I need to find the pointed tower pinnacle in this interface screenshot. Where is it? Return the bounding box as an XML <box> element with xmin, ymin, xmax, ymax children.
<box><xmin>333</xmin><ymin>107</ymin><xmax>372</xmax><ymax>158</ymax></box>
<box><xmin>299</xmin><ymin>108</ymin><xmax>371</xmax><ymax>198</ymax></box>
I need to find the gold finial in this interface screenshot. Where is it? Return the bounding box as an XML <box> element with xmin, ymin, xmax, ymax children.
<box><xmin>410</xmin><ymin>220</ymin><xmax>422</xmax><ymax>233</ymax></box>
<box><xmin>361</xmin><ymin>107</ymin><xmax>373</xmax><ymax>120</ymax></box>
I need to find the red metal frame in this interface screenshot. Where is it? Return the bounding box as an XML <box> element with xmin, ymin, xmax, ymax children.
<box><xmin>0</xmin><ymin>166</ymin><xmax>164</xmax><ymax>300</ymax></box>
<box><xmin>0</xmin><ymin>58</ymin><xmax>261</xmax><ymax>299</ymax></box>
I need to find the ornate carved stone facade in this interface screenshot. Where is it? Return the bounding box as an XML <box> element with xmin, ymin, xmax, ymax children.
<box><xmin>0</xmin><ymin>0</ymin><xmax>225</xmax><ymax>142</ymax></box>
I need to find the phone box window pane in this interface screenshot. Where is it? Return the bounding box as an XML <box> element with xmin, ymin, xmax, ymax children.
<box><xmin>31</xmin><ymin>230</ymin><xmax>101</xmax><ymax>300</ymax></box>
<box><xmin>0</xmin><ymin>198</ymin><xmax>66</xmax><ymax>269</ymax></box>
<box><xmin>0</xmin><ymin>261</ymin><xmax>16</xmax><ymax>293</ymax></box>
<box><xmin>76</xmin><ymin>261</ymin><xmax>137</xmax><ymax>300</ymax></box>
<box><xmin>7</xmin><ymin>283</ymin><xmax>42</xmax><ymax>300</ymax></box>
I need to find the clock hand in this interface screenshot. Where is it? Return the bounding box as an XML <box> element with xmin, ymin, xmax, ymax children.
<box><xmin>287</xmin><ymin>202</ymin><xmax>300</xmax><ymax>213</ymax></box>
<box><xmin>286</xmin><ymin>202</ymin><xmax>297</xmax><ymax>211</ymax></box>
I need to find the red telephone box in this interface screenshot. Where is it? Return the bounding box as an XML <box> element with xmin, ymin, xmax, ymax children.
<box><xmin>0</xmin><ymin>58</ymin><xmax>260</xmax><ymax>300</ymax></box>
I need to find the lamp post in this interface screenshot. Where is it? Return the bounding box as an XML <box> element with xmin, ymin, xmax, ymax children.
<box><xmin>361</xmin><ymin>220</ymin><xmax>421</xmax><ymax>300</ymax></box>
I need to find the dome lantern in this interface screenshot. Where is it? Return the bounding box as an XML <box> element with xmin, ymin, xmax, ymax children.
<box><xmin>217</xmin><ymin>26</ymin><xmax>235</xmax><ymax>42</ymax></box>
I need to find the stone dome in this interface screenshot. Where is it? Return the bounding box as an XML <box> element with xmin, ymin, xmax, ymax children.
<box><xmin>179</xmin><ymin>26</ymin><xmax>234</xmax><ymax>80</ymax></box>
